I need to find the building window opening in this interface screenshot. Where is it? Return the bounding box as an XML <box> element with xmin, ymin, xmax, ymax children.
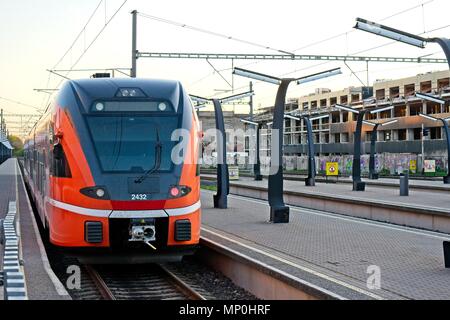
<box><xmin>398</xmin><ymin>129</ymin><xmax>407</xmax><ymax>141</ymax></box>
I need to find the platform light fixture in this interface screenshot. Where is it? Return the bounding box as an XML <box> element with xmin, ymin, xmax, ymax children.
<box><xmin>284</xmin><ymin>114</ymin><xmax>301</xmax><ymax>121</ymax></box>
<box><xmin>354</xmin><ymin>18</ymin><xmax>426</xmax><ymax>48</ymax></box>
<box><xmin>335</xmin><ymin>104</ymin><xmax>359</xmax><ymax>114</ymax></box>
<box><xmin>370</xmin><ymin>105</ymin><xmax>394</xmax><ymax>114</ymax></box>
<box><xmin>310</xmin><ymin>114</ymin><xmax>330</xmax><ymax>121</ymax></box>
<box><xmin>354</xmin><ymin>18</ymin><xmax>450</xmax><ymax>72</ymax></box>
<box><xmin>380</xmin><ymin>119</ymin><xmax>399</xmax><ymax>126</ymax></box>
<box><xmin>240</xmin><ymin>119</ymin><xmax>259</xmax><ymax>126</ymax></box>
<box><xmin>233</xmin><ymin>68</ymin><xmax>281</xmax><ymax>85</ymax></box>
<box><xmin>190</xmin><ymin>95</ymin><xmax>211</xmax><ymax>105</ymax></box>
<box><xmin>362</xmin><ymin>120</ymin><xmax>377</xmax><ymax>127</ymax></box>
<box><xmin>415</xmin><ymin>92</ymin><xmax>446</xmax><ymax>105</ymax></box>
<box><xmin>220</xmin><ymin>91</ymin><xmax>255</xmax><ymax>104</ymax></box>
<box><xmin>296</xmin><ymin>68</ymin><xmax>342</xmax><ymax>85</ymax></box>
<box><xmin>418</xmin><ymin>112</ymin><xmax>439</xmax><ymax>122</ymax></box>
<box><xmin>194</xmin><ymin>104</ymin><xmax>207</xmax><ymax>110</ymax></box>
<box><xmin>233</xmin><ymin>66</ymin><xmax>341</xmax><ymax>223</ymax></box>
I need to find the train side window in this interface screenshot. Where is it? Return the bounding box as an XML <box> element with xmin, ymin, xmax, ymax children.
<box><xmin>51</xmin><ymin>143</ymin><xmax>72</xmax><ymax>178</ymax></box>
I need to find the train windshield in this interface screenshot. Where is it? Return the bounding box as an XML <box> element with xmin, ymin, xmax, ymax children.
<box><xmin>86</xmin><ymin>115</ymin><xmax>178</xmax><ymax>173</ymax></box>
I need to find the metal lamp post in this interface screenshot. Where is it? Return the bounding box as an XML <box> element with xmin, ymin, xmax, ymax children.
<box><xmin>364</xmin><ymin>119</ymin><xmax>399</xmax><ymax>179</ymax></box>
<box><xmin>233</xmin><ymin>67</ymin><xmax>342</xmax><ymax>223</ymax></box>
<box><xmin>336</xmin><ymin>104</ymin><xmax>394</xmax><ymax>191</ymax></box>
<box><xmin>190</xmin><ymin>91</ymin><xmax>254</xmax><ymax>209</ymax></box>
<box><xmin>418</xmin><ymin>112</ymin><xmax>450</xmax><ymax>184</ymax></box>
<box><xmin>285</xmin><ymin>114</ymin><xmax>329</xmax><ymax>187</ymax></box>
<box><xmin>241</xmin><ymin>119</ymin><xmax>263</xmax><ymax>181</ymax></box>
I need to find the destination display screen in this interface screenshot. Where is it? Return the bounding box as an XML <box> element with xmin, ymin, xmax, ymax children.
<box><xmin>92</xmin><ymin>101</ymin><xmax>174</xmax><ymax>113</ymax></box>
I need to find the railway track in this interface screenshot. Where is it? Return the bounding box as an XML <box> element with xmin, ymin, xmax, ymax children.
<box><xmin>84</xmin><ymin>264</ymin><xmax>207</xmax><ymax>300</ymax></box>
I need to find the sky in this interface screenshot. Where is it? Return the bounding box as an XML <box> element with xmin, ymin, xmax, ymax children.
<box><xmin>1</xmin><ymin>0</ymin><xmax>449</xmax><ymax>136</ymax></box>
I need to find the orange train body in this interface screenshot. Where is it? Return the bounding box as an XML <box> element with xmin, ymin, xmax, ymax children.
<box><xmin>23</xmin><ymin>78</ymin><xmax>202</xmax><ymax>263</ymax></box>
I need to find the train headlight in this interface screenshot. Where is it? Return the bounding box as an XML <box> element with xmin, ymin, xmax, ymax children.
<box><xmin>80</xmin><ymin>186</ymin><xmax>110</xmax><ymax>200</ymax></box>
<box><xmin>158</xmin><ymin>102</ymin><xmax>167</xmax><ymax>111</ymax></box>
<box><xmin>95</xmin><ymin>102</ymin><xmax>105</xmax><ymax>111</ymax></box>
<box><xmin>96</xmin><ymin>188</ymin><xmax>106</xmax><ymax>198</ymax></box>
<box><xmin>122</xmin><ymin>89</ymin><xmax>130</xmax><ymax>97</ymax></box>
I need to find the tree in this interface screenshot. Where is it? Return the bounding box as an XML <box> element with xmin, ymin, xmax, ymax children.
<box><xmin>7</xmin><ymin>135</ymin><xmax>24</xmax><ymax>157</ymax></box>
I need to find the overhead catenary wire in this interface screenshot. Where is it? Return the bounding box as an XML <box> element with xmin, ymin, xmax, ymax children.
<box><xmin>52</xmin><ymin>0</ymin><xmax>104</xmax><ymax>70</ymax></box>
<box><xmin>226</xmin><ymin>22</ymin><xmax>450</xmax><ymax>98</ymax></box>
<box><xmin>0</xmin><ymin>96</ymin><xmax>43</xmax><ymax>113</ymax></box>
<box><xmin>54</xmin><ymin>0</ymin><xmax>129</xmax><ymax>89</ymax></box>
<box><xmin>39</xmin><ymin>1</ymin><xmax>104</xmax><ymax>111</ymax></box>
<box><xmin>31</xmin><ymin>0</ymin><xmax>129</xmax><ymax>136</ymax></box>
<box><xmin>186</xmin><ymin>0</ymin><xmax>441</xmax><ymax>96</ymax></box>
<box><xmin>290</xmin><ymin>0</ymin><xmax>436</xmax><ymax>53</ymax></box>
<box><xmin>137</xmin><ymin>12</ymin><xmax>294</xmax><ymax>56</ymax></box>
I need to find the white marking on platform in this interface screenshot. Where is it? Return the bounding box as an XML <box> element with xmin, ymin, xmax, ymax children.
<box><xmin>8</xmin><ymin>279</ymin><xmax>25</xmax><ymax>284</ymax></box>
<box><xmin>6</xmin><ymin>287</ymin><xmax>26</xmax><ymax>293</ymax></box>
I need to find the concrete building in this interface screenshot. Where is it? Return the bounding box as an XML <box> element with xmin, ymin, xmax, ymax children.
<box><xmin>244</xmin><ymin>70</ymin><xmax>450</xmax><ymax>173</ymax></box>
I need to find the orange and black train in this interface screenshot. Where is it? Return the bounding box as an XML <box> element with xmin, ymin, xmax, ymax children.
<box><xmin>23</xmin><ymin>78</ymin><xmax>202</xmax><ymax>263</ymax></box>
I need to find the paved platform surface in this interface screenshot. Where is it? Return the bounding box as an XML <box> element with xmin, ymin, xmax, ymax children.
<box><xmin>0</xmin><ymin>159</ymin><xmax>69</xmax><ymax>300</ymax></box>
<box><xmin>203</xmin><ymin>174</ymin><xmax>450</xmax><ymax>214</ymax></box>
<box><xmin>200</xmin><ymin>190</ymin><xmax>450</xmax><ymax>300</ymax></box>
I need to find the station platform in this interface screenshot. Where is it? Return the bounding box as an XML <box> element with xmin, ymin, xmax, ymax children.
<box><xmin>200</xmin><ymin>190</ymin><xmax>450</xmax><ymax>300</ymax></box>
<box><xmin>0</xmin><ymin>159</ymin><xmax>70</xmax><ymax>300</ymax></box>
<box><xmin>202</xmin><ymin>174</ymin><xmax>450</xmax><ymax>234</ymax></box>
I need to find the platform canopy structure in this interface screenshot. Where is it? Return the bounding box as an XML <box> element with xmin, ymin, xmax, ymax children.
<box><xmin>354</xmin><ymin>18</ymin><xmax>450</xmax><ymax>70</ymax></box>
<box><xmin>233</xmin><ymin>67</ymin><xmax>342</xmax><ymax>223</ymax></box>
<box><xmin>190</xmin><ymin>91</ymin><xmax>255</xmax><ymax>209</ymax></box>
<box><xmin>335</xmin><ymin>104</ymin><xmax>394</xmax><ymax>191</ymax></box>
<box><xmin>0</xmin><ymin>132</ymin><xmax>13</xmax><ymax>164</ymax></box>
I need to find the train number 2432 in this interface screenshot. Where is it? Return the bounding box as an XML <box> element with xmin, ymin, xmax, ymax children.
<box><xmin>131</xmin><ymin>194</ymin><xmax>148</xmax><ymax>201</ymax></box>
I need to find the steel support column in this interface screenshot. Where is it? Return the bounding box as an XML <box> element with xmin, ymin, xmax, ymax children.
<box><xmin>131</xmin><ymin>10</ymin><xmax>138</xmax><ymax>78</ymax></box>
<box><xmin>269</xmin><ymin>79</ymin><xmax>293</xmax><ymax>223</ymax></box>
<box><xmin>212</xmin><ymin>99</ymin><xmax>229</xmax><ymax>208</ymax></box>
<box><xmin>254</xmin><ymin>123</ymin><xmax>263</xmax><ymax>181</ymax></box>
<box><xmin>431</xmin><ymin>38</ymin><xmax>450</xmax><ymax>69</ymax></box>
<box><xmin>439</xmin><ymin>119</ymin><xmax>450</xmax><ymax>184</ymax></box>
<box><xmin>353</xmin><ymin>111</ymin><xmax>367</xmax><ymax>191</ymax></box>
<box><xmin>303</xmin><ymin>116</ymin><xmax>316</xmax><ymax>186</ymax></box>
<box><xmin>369</xmin><ymin>124</ymin><xmax>381</xmax><ymax>180</ymax></box>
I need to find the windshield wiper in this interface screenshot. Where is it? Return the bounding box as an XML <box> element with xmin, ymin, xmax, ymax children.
<box><xmin>135</xmin><ymin>128</ymin><xmax>162</xmax><ymax>184</ymax></box>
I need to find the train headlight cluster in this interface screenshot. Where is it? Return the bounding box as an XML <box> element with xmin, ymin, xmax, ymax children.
<box><xmin>80</xmin><ymin>186</ymin><xmax>110</xmax><ymax>200</ymax></box>
<box><xmin>169</xmin><ymin>186</ymin><xmax>191</xmax><ymax>198</ymax></box>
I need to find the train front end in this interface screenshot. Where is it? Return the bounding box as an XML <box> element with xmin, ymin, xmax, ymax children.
<box><xmin>48</xmin><ymin>78</ymin><xmax>201</xmax><ymax>263</ymax></box>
